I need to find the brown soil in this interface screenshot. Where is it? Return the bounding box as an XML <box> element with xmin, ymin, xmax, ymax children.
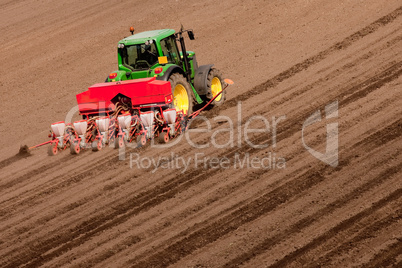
<box><xmin>0</xmin><ymin>1</ymin><xmax>401</xmax><ymax>267</ymax></box>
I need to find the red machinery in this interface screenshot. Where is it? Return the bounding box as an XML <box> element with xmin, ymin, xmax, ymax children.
<box><xmin>21</xmin><ymin>78</ymin><xmax>233</xmax><ymax>156</ymax></box>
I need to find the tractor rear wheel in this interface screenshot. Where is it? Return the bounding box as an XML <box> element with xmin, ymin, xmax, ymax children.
<box><xmin>169</xmin><ymin>73</ymin><xmax>194</xmax><ymax>115</ymax></box>
<box><xmin>205</xmin><ymin>68</ymin><xmax>225</xmax><ymax>107</ymax></box>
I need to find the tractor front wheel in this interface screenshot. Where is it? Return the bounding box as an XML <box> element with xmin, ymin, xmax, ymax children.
<box><xmin>169</xmin><ymin>73</ymin><xmax>194</xmax><ymax>115</ymax></box>
<box><xmin>205</xmin><ymin>68</ymin><xmax>225</xmax><ymax>107</ymax></box>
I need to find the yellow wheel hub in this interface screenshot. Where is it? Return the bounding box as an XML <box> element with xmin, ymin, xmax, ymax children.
<box><xmin>211</xmin><ymin>77</ymin><xmax>222</xmax><ymax>102</ymax></box>
<box><xmin>173</xmin><ymin>84</ymin><xmax>189</xmax><ymax>114</ymax></box>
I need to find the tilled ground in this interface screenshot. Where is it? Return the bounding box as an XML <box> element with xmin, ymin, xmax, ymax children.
<box><xmin>0</xmin><ymin>1</ymin><xmax>401</xmax><ymax>267</ymax></box>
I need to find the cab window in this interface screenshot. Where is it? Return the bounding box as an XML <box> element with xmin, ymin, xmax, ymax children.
<box><xmin>160</xmin><ymin>35</ymin><xmax>180</xmax><ymax>64</ymax></box>
<box><xmin>121</xmin><ymin>41</ymin><xmax>158</xmax><ymax>70</ymax></box>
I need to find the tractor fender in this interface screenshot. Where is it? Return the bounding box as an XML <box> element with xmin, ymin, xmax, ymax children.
<box><xmin>193</xmin><ymin>64</ymin><xmax>214</xmax><ymax>95</ymax></box>
<box><xmin>105</xmin><ymin>70</ymin><xmax>127</xmax><ymax>82</ymax></box>
<box><xmin>156</xmin><ymin>65</ymin><xmax>185</xmax><ymax>81</ymax></box>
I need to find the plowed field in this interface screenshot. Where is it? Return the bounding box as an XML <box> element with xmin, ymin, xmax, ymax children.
<box><xmin>0</xmin><ymin>1</ymin><xmax>401</xmax><ymax>267</ymax></box>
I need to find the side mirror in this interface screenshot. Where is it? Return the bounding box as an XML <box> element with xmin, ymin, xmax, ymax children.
<box><xmin>188</xmin><ymin>30</ymin><xmax>195</xmax><ymax>40</ymax></box>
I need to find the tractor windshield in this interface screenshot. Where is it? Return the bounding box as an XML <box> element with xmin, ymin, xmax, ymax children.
<box><xmin>120</xmin><ymin>42</ymin><xmax>158</xmax><ymax>70</ymax></box>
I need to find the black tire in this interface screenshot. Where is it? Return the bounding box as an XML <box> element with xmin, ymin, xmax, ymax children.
<box><xmin>92</xmin><ymin>140</ymin><xmax>102</xmax><ymax>151</ymax></box>
<box><xmin>169</xmin><ymin>73</ymin><xmax>194</xmax><ymax>115</ymax></box>
<box><xmin>48</xmin><ymin>144</ymin><xmax>58</xmax><ymax>156</ymax></box>
<box><xmin>158</xmin><ymin>131</ymin><xmax>169</xmax><ymax>143</ymax></box>
<box><xmin>136</xmin><ymin>134</ymin><xmax>146</xmax><ymax>148</ymax></box>
<box><xmin>70</xmin><ymin>141</ymin><xmax>80</xmax><ymax>155</ymax></box>
<box><xmin>114</xmin><ymin>136</ymin><xmax>125</xmax><ymax>149</ymax></box>
<box><xmin>205</xmin><ymin>68</ymin><xmax>226</xmax><ymax>107</ymax></box>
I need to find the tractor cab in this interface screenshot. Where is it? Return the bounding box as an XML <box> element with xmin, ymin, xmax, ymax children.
<box><xmin>106</xmin><ymin>27</ymin><xmax>226</xmax><ymax>115</ymax></box>
<box><xmin>110</xmin><ymin>29</ymin><xmax>184</xmax><ymax>81</ymax></box>
<box><xmin>120</xmin><ymin>41</ymin><xmax>159</xmax><ymax>71</ymax></box>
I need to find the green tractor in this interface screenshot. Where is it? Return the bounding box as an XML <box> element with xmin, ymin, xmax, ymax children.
<box><xmin>106</xmin><ymin>27</ymin><xmax>226</xmax><ymax>115</ymax></box>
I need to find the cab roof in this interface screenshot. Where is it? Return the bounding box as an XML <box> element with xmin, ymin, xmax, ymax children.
<box><xmin>119</xmin><ymin>29</ymin><xmax>175</xmax><ymax>45</ymax></box>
